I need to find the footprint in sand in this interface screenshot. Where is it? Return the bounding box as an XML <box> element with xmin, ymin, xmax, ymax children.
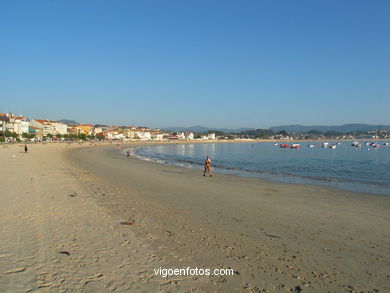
<box><xmin>5</xmin><ymin>267</ymin><xmax>26</xmax><ymax>274</ymax></box>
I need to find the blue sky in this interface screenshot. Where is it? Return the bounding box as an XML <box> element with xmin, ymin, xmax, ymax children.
<box><xmin>1</xmin><ymin>0</ymin><xmax>389</xmax><ymax>128</ymax></box>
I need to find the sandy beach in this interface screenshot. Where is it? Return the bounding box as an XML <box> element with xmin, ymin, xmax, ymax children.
<box><xmin>1</xmin><ymin>143</ymin><xmax>389</xmax><ymax>292</ymax></box>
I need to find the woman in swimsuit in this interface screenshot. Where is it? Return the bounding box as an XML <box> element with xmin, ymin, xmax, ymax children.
<box><xmin>203</xmin><ymin>156</ymin><xmax>213</xmax><ymax>177</ymax></box>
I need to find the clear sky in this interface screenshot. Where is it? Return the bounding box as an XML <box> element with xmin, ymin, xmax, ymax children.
<box><xmin>1</xmin><ymin>0</ymin><xmax>389</xmax><ymax>128</ymax></box>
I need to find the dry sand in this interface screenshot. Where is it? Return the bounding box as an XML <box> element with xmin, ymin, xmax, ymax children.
<box><xmin>1</xmin><ymin>143</ymin><xmax>389</xmax><ymax>292</ymax></box>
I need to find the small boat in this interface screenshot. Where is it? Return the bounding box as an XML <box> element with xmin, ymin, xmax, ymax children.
<box><xmin>280</xmin><ymin>144</ymin><xmax>289</xmax><ymax>148</ymax></box>
<box><xmin>372</xmin><ymin>144</ymin><xmax>381</xmax><ymax>148</ymax></box>
<box><xmin>308</xmin><ymin>144</ymin><xmax>315</xmax><ymax>148</ymax></box>
<box><xmin>290</xmin><ymin>143</ymin><xmax>300</xmax><ymax>149</ymax></box>
<box><xmin>274</xmin><ymin>143</ymin><xmax>278</xmax><ymax>146</ymax></box>
<box><xmin>384</xmin><ymin>142</ymin><xmax>389</xmax><ymax>146</ymax></box>
<box><xmin>352</xmin><ymin>141</ymin><xmax>361</xmax><ymax>147</ymax></box>
<box><xmin>322</xmin><ymin>142</ymin><xmax>329</xmax><ymax>147</ymax></box>
<box><xmin>329</xmin><ymin>145</ymin><xmax>336</xmax><ymax>149</ymax></box>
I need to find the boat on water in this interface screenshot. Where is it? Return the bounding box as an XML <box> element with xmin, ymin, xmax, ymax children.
<box><xmin>384</xmin><ymin>142</ymin><xmax>389</xmax><ymax>146</ymax></box>
<box><xmin>308</xmin><ymin>144</ymin><xmax>315</xmax><ymax>148</ymax></box>
<box><xmin>322</xmin><ymin>142</ymin><xmax>329</xmax><ymax>147</ymax></box>
<box><xmin>279</xmin><ymin>143</ymin><xmax>300</xmax><ymax>149</ymax></box>
<box><xmin>352</xmin><ymin>141</ymin><xmax>361</xmax><ymax>147</ymax></box>
<box><xmin>329</xmin><ymin>145</ymin><xmax>337</xmax><ymax>149</ymax></box>
<box><xmin>372</xmin><ymin>144</ymin><xmax>381</xmax><ymax>148</ymax></box>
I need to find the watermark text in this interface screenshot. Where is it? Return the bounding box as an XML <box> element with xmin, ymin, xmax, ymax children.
<box><xmin>154</xmin><ymin>267</ymin><xmax>234</xmax><ymax>278</ymax></box>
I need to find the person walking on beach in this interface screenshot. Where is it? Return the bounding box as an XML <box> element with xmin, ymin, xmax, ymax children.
<box><xmin>24</xmin><ymin>144</ymin><xmax>28</xmax><ymax>153</ymax></box>
<box><xmin>203</xmin><ymin>156</ymin><xmax>213</xmax><ymax>177</ymax></box>
<box><xmin>127</xmin><ymin>150</ymin><xmax>131</xmax><ymax>158</ymax></box>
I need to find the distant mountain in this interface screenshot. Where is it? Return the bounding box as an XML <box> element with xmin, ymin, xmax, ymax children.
<box><xmin>165</xmin><ymin>123</ymin><xmax>390</xmax><ymax>134</ymax></box>
<box><xmin>164</xmin><ymin>126</ymin><xmax>253</xmax><ymax>133</ymax></box>
<box><xmin>270</xmin><ymin>124</ymin><xmax>390</xmax><ymax>133</ymax></box>
<box><xmin>57</xmin><ymin>119</ymin><xmax>78</xmax><ymax>125</ymax></box>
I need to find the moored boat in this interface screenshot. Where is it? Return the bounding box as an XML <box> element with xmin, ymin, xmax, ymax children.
<box><xmin>352</xmin><ymin>141</ymin><xmax>361</xmax><ymax>147</ymax></box>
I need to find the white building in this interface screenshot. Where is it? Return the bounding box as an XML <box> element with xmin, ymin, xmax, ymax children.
<box><xmin>30</xmin><ymin>120</ymin><xmax>56</xmax><ymax>136</ymax></box>
<box><xmin>13</xmin><ymin>117</ymin><xmax>29</xmax><ymax>135</ymax></box>
<box><xmin>177</xmin><ymin>132</ymin><xmax>186</xmax><ymax>139</ymax></box>
<box><xmin>185</xmin><ymin>132</ymin><xmax>194</xmax><ymax>140</ymax></box>
<box><xmin>51</xmin><ymin>122</ymin><xmax>68</xmax><ymax>135</ymax></box>
<box><xmin>151</xmin><ymin>133</ymin><xmax>164</xmax><ymax>140</ymax></box>
<box><xmin>113</xmin><ymin>133</ymin><xmax>124</xmax><ymax>140</ymax></box>
<box><xmin>9</xmin><ymin>116</ymin><xmax>28</xmax><ymax>135</ymax></box>
<box><xmin>135</xmin><ymin>131</ymin><xmax>152</xmax><ymax>140</ymax></box>
<box><xmin>0</xmin><ymin>113</ymin><xmax>29</xmax><ymax>136</ymax></box>
<box><xmin>202</xmin><ymin>133</ymin><xmax>216</xmax><ymax>140</ymax></box>
<box><xmin>207</xmin><ymin>133</ymin><xmax>216</xmax><ymax>140</ymax></box>
<box><xmin>20</xmin><ymin>120</ymin><xmax>29</xmax><ymax>134</ymax></box>
<box><xmin>93</xmin><ymin>127</ymin><xmax>103</xmax><ymax>135</ymax></box>
<box><xmin>124</xmin><ymin>129</ymin><xmax>135</xmax><ymax>139</ymax></box>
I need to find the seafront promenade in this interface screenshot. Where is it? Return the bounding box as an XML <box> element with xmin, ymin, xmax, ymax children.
<box><xmin>1</xmin><ymin>143</ymin><xmax>389</xmax><ymax>292</ymax></box>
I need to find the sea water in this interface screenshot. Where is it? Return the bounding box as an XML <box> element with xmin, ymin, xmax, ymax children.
<box><xmin>131</xmin><ymin>142</ymin><xmax>390</xmax><ymax>196</ymax></box>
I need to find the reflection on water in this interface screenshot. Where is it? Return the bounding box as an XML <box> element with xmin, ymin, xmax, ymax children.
<box><xmin>199</xmin><ymin>143</ymin><xmax>216</xmax><ymax>158</ymax></box>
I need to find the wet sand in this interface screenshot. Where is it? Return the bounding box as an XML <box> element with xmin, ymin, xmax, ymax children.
<box><xmin>1</xmin><ymin>143</ymin><xmax>389</xmax><ymax>292</ymax></box>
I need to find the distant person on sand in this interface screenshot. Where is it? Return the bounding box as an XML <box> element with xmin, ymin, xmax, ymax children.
<box><xmin>203</xmin><ymin>156</ymin><xmax>213</xmax><ymax>177</ymax></box>
<box><xmin>127</xmin><ymin>150</ymin><xmax>131</xmax><ymax>158</ymax></box>
<box><xmin>24</xmin><ymin>145</ymin><xmax>28</xmax><ymax>153</ymax></box>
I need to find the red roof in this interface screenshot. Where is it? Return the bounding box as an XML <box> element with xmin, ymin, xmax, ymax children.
<box><xmin>35</xmin><ymin>119</ymin><xmax>53</xmax><ymax>125</ymax></box>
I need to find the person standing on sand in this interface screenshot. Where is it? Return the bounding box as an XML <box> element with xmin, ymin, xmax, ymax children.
<box><xmin>24</xmin><ymin>144</ymin><xmax>28</xmax><ymax>153</ymax></box>
<box><xmin>203</xmin><ymin>156</ymin><xmax>213</xmax><ymax>177</ymax></box>
<box><xmin>127</xmin><ymin>150</ymin><xmax>131</xmax><ymax>158</ymax></box>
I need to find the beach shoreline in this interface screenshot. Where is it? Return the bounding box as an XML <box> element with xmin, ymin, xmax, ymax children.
<box><xmin>66</xmin><ymin>144</ymin><xmax>390</xmax><ymax>292</ymax></box>
<box><xmin>1</xmin><ymin>143</ymin><xmax>389</xmax><ymax>292</ymax></box>
<box><xmin>124</xmin><ymin>140</ymin><xmax>390</xmax><ymax>197</ymax></box>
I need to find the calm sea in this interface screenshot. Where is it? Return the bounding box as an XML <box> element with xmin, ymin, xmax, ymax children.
<box><xmin>130</xmin><ymin>142</ymin><xmax>390</xmax><ymax>196</ymax></box>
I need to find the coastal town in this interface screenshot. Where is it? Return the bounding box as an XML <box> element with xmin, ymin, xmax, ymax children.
<box><xmin>0</xmin><ymin>112</ymin><xmax>213</xmax><ymax>142</ymax></box>
<box><xmin>1</xmin><ymin>111</ymin><xmax>390</xmax><ymax>143</ymax></box>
